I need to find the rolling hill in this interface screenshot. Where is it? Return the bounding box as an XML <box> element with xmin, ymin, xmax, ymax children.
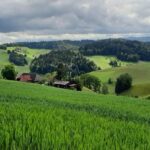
<box><xmin>89</xmin><ymin>61</ymin><xmax>150</xmax><ymax>97</ymax></box>
<box><xmin>0</xmin><ymin>79</ymin><xmax>150</xmax><ymax>149</ymax></box>
<box><xmin>0</xmin><ymin>42</ymin><xmax>149</xmax><ymax>97</ymax></box>
<box><xmin>0</xmin><ymin>47</ymin><xmax>49</xmax><ymax>75</ymax></box>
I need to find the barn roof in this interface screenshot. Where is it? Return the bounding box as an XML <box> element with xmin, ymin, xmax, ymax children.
<box><xmin>54</xmin><ymin>81</ymin><xmax>70</xmax><ymax>86</ymax></box>
<box><xmin>16</xmin><ymin>73</ymin><xmax>41</xmax><ymax>82</ymax></box>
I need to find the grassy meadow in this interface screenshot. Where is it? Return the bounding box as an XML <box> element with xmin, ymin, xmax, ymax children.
<box><xmin>0</xmin><ymin>79</ymin><xmax>150</xmax><ymax>149</ymax></box>
<box><xmin>87</xmin><ymin>55</ymin><xmax>133</xmax><ymax>70</ymax></box>
<box><xmin>88</xmin><ymin>57</ymin><xmax>150</xmax><ymax>97</ymax></box>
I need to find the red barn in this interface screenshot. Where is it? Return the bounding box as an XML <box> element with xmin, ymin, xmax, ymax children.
<box><xmin>16</xmin><ymin>73</ymin><xmax>41</xmax><ymax>83</ymax></box>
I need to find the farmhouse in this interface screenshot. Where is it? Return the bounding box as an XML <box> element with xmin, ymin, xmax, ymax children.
<box><xmin>16</xmin><ymin>73</ymin><xmax>41</xmax><ymax>83</ymax></box>
<box><xmin>53</xmin><ymin>81</ymin><xmax>77</xmax><ymax>89</ymax></box>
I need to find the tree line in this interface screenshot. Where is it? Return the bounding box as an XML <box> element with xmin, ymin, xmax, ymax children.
<box><xmin>79</xmin><ymin>39</ymin><xmax>150</xmax><ymax>62</ymax></box>
<box><xmin>3</xmin><ymin>40</ymin><xmax>94</xmax><ymax>50</ymax></box>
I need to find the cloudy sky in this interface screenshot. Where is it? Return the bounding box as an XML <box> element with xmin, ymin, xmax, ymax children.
<box><xmin>0</xmin><ymin>0</ymin><xmax>150</xmax><ymax>43</ymax></box>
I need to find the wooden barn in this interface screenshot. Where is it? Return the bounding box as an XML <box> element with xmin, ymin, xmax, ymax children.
<box><xmin>16</xmin><ymin>73</ymin><xmax>41</xmax><ymax>83</ymax></box>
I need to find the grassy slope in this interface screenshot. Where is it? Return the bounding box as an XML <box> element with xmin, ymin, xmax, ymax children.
<box><xmin>89</xmin><ymin>61</ymin><xmax>150</xmax><ymax>96</ymax></box>
<box><xmin>122</xmin><ymin>83</ymin><xmax>150</xmax><ymax>97</ymax></box>
<box><xmin>0</xmin><ymin>47</ymin><xmax>49</xmax><ymax>74</ymax></box>
<box><xmin>87</xmin><ymin>55</ymin><xmax>133</xmax><ymax>70</ymax></box>
<box><xmin>0</xmin><ymin>80</ymin><xmax>150</xmax><ymax>149</ymax></box>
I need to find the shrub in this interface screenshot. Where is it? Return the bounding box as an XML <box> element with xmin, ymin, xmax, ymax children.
<box><xmin>102</xmin><ymin>84</ymin><xmax>109</xmax><ymax>95</ymax></box>
<box><xmin>109</xmin><ymin>60</ymin><xmax>118</xmax><ymax>67</ymax></box>
<box><xmin>108</xmin><ymin>78</ymin><xmax>113</xmax><ymax>84</ymax></box>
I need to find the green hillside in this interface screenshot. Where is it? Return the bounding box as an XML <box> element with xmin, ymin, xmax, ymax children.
<box><xmin>0</xmin><ymin>47</ymin><xmax>49</xmax><ymax>74</ymax></box>
<box><xmin>0</xmin><ymin>79</ymin><xmax>150</xmax><ymax>149</ymax></box>
<box><xmin>89</xmin><ymin>61</ymin><xmax>150</xmax><ymax>97</ymax></box>
<box><xmin>122</xmin><ymin>83</ymin><xmax>150</xmax><ymax>97</ymax></box>
<box><xmin>87</xmin><ymin>55</ymin><xmax>133</xmax><ymax>70</ymax></box>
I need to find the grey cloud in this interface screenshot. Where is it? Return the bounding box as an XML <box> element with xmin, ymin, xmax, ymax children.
<box><xmin>0</xmin><ymin>0</ymin><xmax>150</xmax><ymax>43</ymax></box>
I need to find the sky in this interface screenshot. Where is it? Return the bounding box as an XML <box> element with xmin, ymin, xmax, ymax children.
<box><xmin>0</xmin><ymin>0</ymin><xmax>150</xmax><ymax>43</ymax></box>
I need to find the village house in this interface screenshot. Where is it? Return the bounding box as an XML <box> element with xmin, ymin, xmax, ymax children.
<box><xmin>16</xmin><ymin>73</ymin><xmax>41</xmax><ymax>83</ymax></box>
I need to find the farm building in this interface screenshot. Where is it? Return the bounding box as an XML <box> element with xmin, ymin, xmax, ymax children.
<box><xmin>53</xmin><ymin>81</ymin><xmax>70</xmax><ymax>88</ymax></box>
<box><xmin>16</xmin><ymin>73</ymin><xmax>41</xmax><ymax>83</ymax></box>
<box><xmin>53</xmin><ymin>81</ymin><xmax>77</xmax><ymax>89</ymax></box>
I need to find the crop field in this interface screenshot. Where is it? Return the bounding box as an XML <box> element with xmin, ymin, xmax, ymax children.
<box><xmin>0</xmin><ymin>79</ymin><xmax>150</xmax><ymax>149</ymax></box>
<box><xmin>89</xmin><ymin>61</ymin><xmax>150</xmax><ymax>96</ymax></box>
<box><xmin>0</xmin><ymin>47</ymin><xmax>49</xmax><ymax>74</ymax></box>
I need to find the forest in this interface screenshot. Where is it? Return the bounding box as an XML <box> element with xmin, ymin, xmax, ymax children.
<box><xmin>30</xmin><ymin>50</ymin><xmax>98</xmax><ymax>77</ymax></box>
<box><xmin>79</xmin><ymin>39</ymin><xmax>150</xmax><ymax>62</ymax></box>
<box><xmin>4</xmin><ymin>40</ymin><xmax>94</xmax><ymax>50</ymax></box>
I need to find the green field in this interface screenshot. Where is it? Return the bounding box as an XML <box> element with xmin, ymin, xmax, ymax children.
<box><xmin>89</xmin><ymin>61</ymin><xmax>150</xmax><ymax>97</ymax></box>
<box><xmin>87</xmin><ymin>56</ymin><xmax>133</xmax><ymax>70</ymax></box>
<box><xmin>0</xmin><ymin>47</ymin><xmax>49</xmax><ymax>74</ymax></box>
<box><xmin>0</xmin><ymin>79</ymin><xmax>150</xmax><ymax>149</ymax></box>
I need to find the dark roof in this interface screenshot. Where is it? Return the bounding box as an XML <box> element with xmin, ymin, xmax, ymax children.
<box><xmin>54</xmin><ymin>81</ymin><xmax>70</xmax><ymax>86</ymax></box>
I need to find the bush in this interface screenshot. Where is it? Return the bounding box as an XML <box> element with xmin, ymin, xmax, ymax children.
<box><xmin>115</xmin><ymin>73</ymin><xmax>132</xmax><ymax>95</ymax></box>
<box><xmin>102</xmin><ymin>84</ymin><xmax>109</xmax><ymax>95</ymax></box>
<box><xmin>1</xmin><ymin>65</ymin><xmax>17</xmax><ymax>80</ymax></box>
<box><xmin>109</xmin><ymin>60</ymin><xmax>118</xmax><ymax>67</ymax></box>
<box><xmin>72</xmin><ymin>77</ymin><xmax>83</xmax><ymax>91</ymax></box>
<box><xmin>108</xmin><ymin>78</ymin><xmax>113</xmax><ymax>84</ymax></box>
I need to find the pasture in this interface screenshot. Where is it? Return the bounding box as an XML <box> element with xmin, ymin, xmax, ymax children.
<box><xmin>0</xmin><ymin>79</ymin><xmax>150</xmax><ymax>149</ymax></box>
<box><xmin>89</xmin><ymin>61</ymin><xmax>150</xmax><ymax>97</ymax></box>
<box><xmin>87</xmin><ymin>55</ymin><xmax>133</xmax><ymax>70</ymax></box>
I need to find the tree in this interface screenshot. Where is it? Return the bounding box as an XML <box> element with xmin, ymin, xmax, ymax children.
<box><xmin>70</xmin><ymin>77</ymin><xmax>83</xmax><ymax>91</ymax></box>
<box><xmin>9</xmin><ymin>51</ymin><xmax>28</xmax><ymax>66</ymax></box>
<box><xmin>109</xmin><ymin>60</ymin><xmax>118</xmax><ymax>67</ymax></box>
<box><xmin>115</xmin><ymin>73</ymin><xmax>132</xmax><ymax>95</ymax></box>
<box><xmin>81</xmin><ymin>74</ymin><xmax>101</xmax><ymax>93</ymax></box>
<box><xmin>0</xmin><ymin>45</ymin><xmax>7</xmax><ymax>50</ymax></box>
<box><xmin>1</xmin><ymin>65</ymin><xmax>17</xmax><ymax>80</ymax></box>
<box><xmin>56</xmin><ymin>63</ymin><xmax>68</xmax><ymax>80</ymax></box>
<box><xmin>102</xmin><ymin>84</ymin><xmax>109</xmax><ymax>95</ymax></box>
